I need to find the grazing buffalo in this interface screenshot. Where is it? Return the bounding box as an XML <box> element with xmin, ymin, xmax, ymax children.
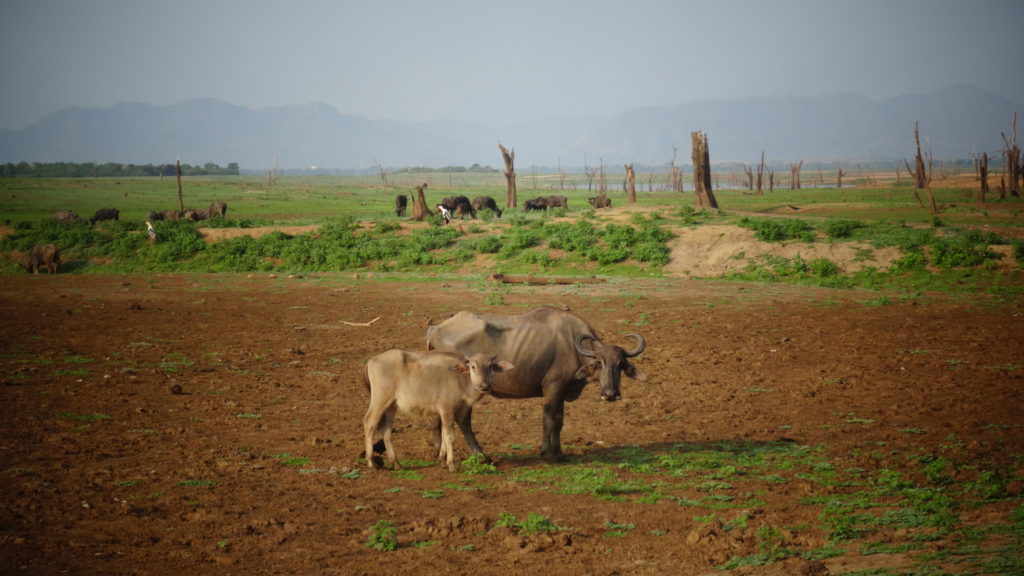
<box><xmin>426</xmin><ymin>307</ymin><xmax>647</xmax><ymax>462</ymax></box>
<box><xmin>588</xmin><ymin>195</ymin><xmax>612</xmax><ymax>209</ymax></box>
<box><xmin>523</xmin><ymin>197</ymin><xmax>548</xmax><ymax>211</ymax></box>
<box><xmin>472</xmin><ymin>196</ymin><xmax>502</xmax><ymax>218</ymax></box>
<box><xmin>52</xmin><ymin>210</ymin><xmax>79</xmax><ymax>222</ymax></box>
<box><xmin>148</xmin><ymin>210</ymin><xmax>183</xmax><ymax>221</ymax></box>
<box><xmin>441</xmin><ymin>195</ymin><xmax>476</xmax><ymax>219</ymax></box>
<box><xmin>395</xmin><ymin>194</ymin><xmax>408</xmax><ymax>217</ymax></box>
<box><xmin>89</xmin><ymin>208</ymin><xmax>120</xmax><ymax>225</ymax></box>
<box><xmin>208</xmin><ymin>200</ymin><xmax>228</xmax><ymax>218</ymax></box>
<box><xmin>545</xmin><ymin>195</ymin><xmax>569</xmax><ymax>209</ymax></box>
<box><xmin>363</xmin><ymin>350</ymin><xmax>513</xmax><ymax>472</ymax></box>
<box><xmin>182</xmin><ymin>209</ymin><xmax>207</xmax><ymax>221</ymax></box>
<box><xmin>20</xmin><ymin>243</ymin><xmax>60</xmax><ymax>274</ymax></box>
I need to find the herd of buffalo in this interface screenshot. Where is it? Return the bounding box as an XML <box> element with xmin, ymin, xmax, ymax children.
<box><xmin>17</xmin><ymin>189</ymin><xmax>615</xmax><ymax>277</ymax></box>
<box><xmin>14</xmin><ymin>194</ymin><xmax>646</xmax><ymax>471</ymax></box>
<box><xmin>15</xmin><ymin>201</ymin><xmax>228</xmax><ymax>274</ymax></box>
<box><xmin>394</xmin><ymin>193</ymin><xmax>613</xmax><ymax>220</ymax></box>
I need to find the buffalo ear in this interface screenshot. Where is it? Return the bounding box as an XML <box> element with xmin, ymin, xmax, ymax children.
<box><xmin>624</xmin><ymin>363</ymin><xmax>647</xmax><ymax>381</ymax></box>
<box><xmin>451</xmin><ymin>363</ymin><xmax>470</xmax><ymax>374</ymax></box>
<box><xmin>573</xmin><ymin>361</ymin><xmax>598</xmax><ymax>380</ymax></box>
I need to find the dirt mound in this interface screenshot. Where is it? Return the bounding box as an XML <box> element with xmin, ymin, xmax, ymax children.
<box><xmin>199</xmin><ymin>224</ymin><xmax>320</xmax><ymax>241</ymax></box>
<box><xmin>665</xmin><ymin>224</ymin><xmax>903</xmax><ymax>277</ymax></box>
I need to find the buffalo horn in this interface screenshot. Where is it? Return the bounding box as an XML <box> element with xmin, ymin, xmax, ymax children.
<box><xmin>624</xmin><ymin>333</ymin><xmax>646</xmax><ymax>357</ymax></box>
<box><xmin>574</xmin><ymin>334</ymin><xmax>599</xmax><ymax>357</ymax></box>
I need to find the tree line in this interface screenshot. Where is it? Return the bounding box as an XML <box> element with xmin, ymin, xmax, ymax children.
<box><xmin>1</xmin><ymin>161</ymin><xmax>240</xmax><ymax>178</ymax></box>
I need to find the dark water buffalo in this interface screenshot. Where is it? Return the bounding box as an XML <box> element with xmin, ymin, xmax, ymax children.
<box><xmin>472</xmin><ymin>196</ymin><xmax>502</xmax><ymax>218</ymax></box>
<box><xmin>426</xmin><ymin>307</ymin><xmax>647</xmax><ymax>462</ymax></box>
<box><xmin>545</xmin><ymin>195</ymin><xmax>568</xmax><ymax>209</ymax></box>
<box><xmin>441</xmin><ymin>195</ymin><xmax>475</xmax><ymax>219</ymax></box>
<box><xmin>183</xmin><ymin>209</ymin><xmax>207</xmax><ymax>222</ymax></box>
<box><xmin>89</xmin><ymin>208</ymin><xmax>119</xmax><ymax>225</ymax></box>
<box><xmin>394</xmin><ymin>194</ymin><xmax>408</xmax><ymax>217</ymax></box>
<box><xmin>20</xmin><ymin>243</ymin><xmax>60</xmax><ymax>274</ymax></box>
<box><xmin>148</xmin><ymin>210</ymin><xmax>183</xmax><ymax>221</ymax></box>
<box><xmin>208</xmin><ymin>200</ymin><xmax>228</xmax><ymax>218</ymax></box>
<box><xmin>588</xmin><ymin>195</ymin><xmax>612</xmax><ymax>209</ymax></box>
<box><xmin>52</xmin><ymin>210</ymin><xmax>79</xmax><ymax>222</ymax></box>
<box><xmin>363</xmin><ymin>350</ymin><xmax>513</xmax><ymax>471</ymax></box>
<box><xmin>523</xmin><ymin>197</ymin><xmax>548</xmax><ymax>211</ymax></box>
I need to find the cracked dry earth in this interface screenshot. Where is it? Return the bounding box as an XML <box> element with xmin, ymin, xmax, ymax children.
<box><xmin>1</xmin><ymin>273</ymin><xmax>1022</xmax><ymax>575</ymax></box>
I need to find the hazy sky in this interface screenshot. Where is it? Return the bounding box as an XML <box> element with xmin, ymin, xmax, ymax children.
<box><xmin>1</xmin><ymin>0</ymin><xmax>1021</xmax><ymax>130</ymax></box>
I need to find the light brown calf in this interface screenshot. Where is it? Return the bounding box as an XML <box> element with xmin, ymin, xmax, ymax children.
<box><xmin>363</xmin><ymin>350</ymin><xmax>512</xmax><ymax>472</ymax></box>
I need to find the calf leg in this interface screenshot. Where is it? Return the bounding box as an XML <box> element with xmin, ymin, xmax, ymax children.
<box><xmin>380</xmin><ymin>405</ymin><xmax>400</xmax><ymax>469</ymax></box>
<box><xmin>439</xmin><ymin>412</ymin><xmax>458</xmax><ymax>472</ymax></box>
<box><xmin>363</xmin><ymin>404</ymin><xmax>386</xmax><ymax>470</ymax></box>
<box><xmin>430</xmin><ymin>408</ymin><xmax>490</xmax><ymax>463</ymax></box>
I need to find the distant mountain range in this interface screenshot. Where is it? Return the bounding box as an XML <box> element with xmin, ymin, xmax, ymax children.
<box><xmin>0</xmin><ymin>85</ymin><xmax>1018</xmax><ymax>171</ymax></box>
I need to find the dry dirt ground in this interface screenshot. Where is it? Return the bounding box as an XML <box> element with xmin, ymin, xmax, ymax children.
<box><xmin>1</xmin><ymin>271</ymin><xmax>1022</xmax><ymax>575</ymax></box>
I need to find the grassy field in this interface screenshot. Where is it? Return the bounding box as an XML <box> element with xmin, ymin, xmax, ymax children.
<box><xmin>1</xmin><ymin>174</ymin><xmax>1022</xmax><ymax>294</ymax></box>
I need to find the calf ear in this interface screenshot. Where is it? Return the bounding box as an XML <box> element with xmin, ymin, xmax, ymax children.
<box><xmin>493</xmin><ymin>360</ymin><xmax>514</xmax><ymax>372</ymax></box>
<box><xmin>624</xmin><ymin>362</ymin><xmax>647</xmax><ymax>381</ymax></box>
<box><xmin>573</xmin><ymin>361</ymin><xmax>598</xmax><ymax>380</ymax></box>
<box><xmin>451</xmin><ymin>363</ymin><xmax>469</xmax><ymax>374</ymax></box>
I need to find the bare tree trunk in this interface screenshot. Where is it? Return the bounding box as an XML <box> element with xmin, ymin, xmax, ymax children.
<box><xmin>755</xmin><ymin>151</ymin><xmax>765</xmax><ymax>195</ymax></box>
<box><xmin>624</xmin><ymin>163</ymin><xmax>636</xmax><ymax>203</ymax></box>
<box><xmin>557</xmin><ymin>159</ymin><xmax>565</xmax><ymax>191</ymax></box>
<box><xmin>691</xmin><ymin>131</ymin><xmax>719</xmax><ymax>209</ymax></box>
<box><xmin>790</xmin><ymin>160</ymin><xmax>802</xmax><ymax>189</ymax></box>
<box><xmin>743</xmin><ymin>165</ymin><xmax>754</xmax><ymax>190</ymax></box>
<box><xmin>498</xmin><ymin>143</ymin><xmax>517</xmax><ymax>208</ymax></box>
<box><xmin>768</xmin><ymin>169</ymin><xmax>775</xmax><ymax>194</ymax></box>
<box><xmin>176</xmin><ymin>159</ymin><xmax>184</xmax><ymax>214</ymax></box>
<box><xmin>374</xmin><ymin>157</ymin><xmax>389</xmax><ymax>195</ymax></box>
<box><xmin>905</xmin><ymin>121</ymin><xmax>928</xmax><ymax>189</ymax></box>
<box><xmin>836</xmin><ymin>164</ymin><xmax>846</xmax><ymax>189</ymax></box>
<box><xmin>1002</xmin><ymin>112</ymin><xmax>1021</xmax><ymax>198</ymax></box>
<box><xmin>410</xmin><ymin>183</ymin><xmax>430</xmax><ymax>221</ymax></box>
<box><xmin>598</xmin><ymin>157</ymin><xmax>607</xmax><ymax>196</ymax></box>
<box><xmin>978</xmin><ymin>152</ymin><xmax>989</xmax><ymax>202</ymax></box>
<box><xmin>926</xmin><ymin>154</ymin><xmax>939</xmax><ymax>214</ymax></box>
<box><xmin>669</xmin><ymin>143</ymin><xmax>684</xmax><ymax>193</ymax></box>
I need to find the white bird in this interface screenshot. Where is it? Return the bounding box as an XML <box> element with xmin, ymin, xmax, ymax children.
<box><xmin>436</xmin><ymin>204</ymin><xmax>452</xmax><ymax>224</ymax></box>
<box><xmin>145</xmin><ymin>221</ymin><xmax>157</xmax><ymax>240</ymax></box>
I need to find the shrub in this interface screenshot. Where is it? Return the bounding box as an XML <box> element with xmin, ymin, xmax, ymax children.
<box><xmin>823</xmin><ymin>219</ymin><xmax>865</xmax><ymax>239</ymax></box>
<box><xmin>929</xmin><ymin>235</ymin><xmax>995</xmax><ymax>269</ymax></box>
<box><xmin>808</xmin><ymin>258</ymin><xmax>840</xmax><ymax>278</ymax></box>
<box><xmin>465</xmin><ymin>235</ymin><xmax>502</xmax><ymax>254</ymax></box>
<box><xmin>739</xmin><ymin>217</ymin><xmax>813</xmax><ymax>242</ymax></box>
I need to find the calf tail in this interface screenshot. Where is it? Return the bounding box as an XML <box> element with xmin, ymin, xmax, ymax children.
<box><xmin>362</xmin><ymin>362</ymin><xmax>370</xmax><ymax>392</ymax></box>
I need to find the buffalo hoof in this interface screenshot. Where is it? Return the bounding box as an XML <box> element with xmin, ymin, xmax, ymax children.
<box><xmin>542</xmin><ymin>451</ymin><xmax>569</xmax><ymax>463</ymax></box>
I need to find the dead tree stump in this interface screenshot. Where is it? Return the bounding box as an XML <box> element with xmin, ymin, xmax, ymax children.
<box><xmin>691</xmin><ymin>131</ymin><xmax>718</xmax><ymax>209</ymax></box>
<box><xmin>499</xmin><ymin>143</ymin><xmax>517</xmax><ymax>208</ymax></box>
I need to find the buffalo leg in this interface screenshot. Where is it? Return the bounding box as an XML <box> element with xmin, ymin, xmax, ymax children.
<box><xmin>540</xmin><ymin>401</ymin><xmax>567</xmax><ymax>462</ymax></box>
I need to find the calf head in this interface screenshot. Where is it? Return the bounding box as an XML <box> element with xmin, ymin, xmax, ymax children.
<box><xmin>453</xmin><ymin>354</ymin><xmax>515</xmax><ymax>393</ymax></box>
<box><xmin>574</xmin><ymin>334</ymin><xmax>647</xmax><ymax>401</ymax></box>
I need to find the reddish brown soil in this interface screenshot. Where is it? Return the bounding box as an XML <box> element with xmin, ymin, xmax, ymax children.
<box><xmin>1</xmin><ymin>273</ymin><xmax>1022</xmax><ymax>575</ymax></box>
